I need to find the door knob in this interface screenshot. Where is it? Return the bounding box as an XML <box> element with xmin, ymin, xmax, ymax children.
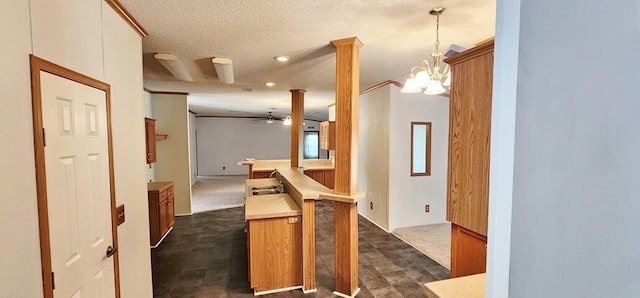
<box><xmin>106</xmin><ymin>245</ymin><xmax>117</xmax><ymax>258</ymax></box>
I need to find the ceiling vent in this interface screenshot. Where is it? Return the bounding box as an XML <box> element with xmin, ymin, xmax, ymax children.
<box><xmin>154</xmin><ymin>53</ymin><xmax>194</xmax><ymax>81</ymax></box>
<box><xmin>212</xmin><ymin>57</ymin><xmax>235</xmax><ymax>84</ymax></box>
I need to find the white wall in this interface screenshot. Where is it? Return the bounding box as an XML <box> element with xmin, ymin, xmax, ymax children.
<box><xmin>151</xmin><ymin>94</ymin><xmax>192</xmax><ymax>215</ymax></box>
<box><xmin>358</xmin><ymin>86</ymin><xmax>390</xmax><ymax>230</ymax></box>
<box><xmin>505</xmin><ymin>0</ymin><xmax>640</xmax><ymax>297</ymax></box>
<box><xmin>101</xmin><ymin>4</ymin><xmax>152</xmax><ymax>296</ymax></box>
<box><xmin>189</xmin><ymin>112</ymin><xmax>197</xmax><ymax>185</ymax></box>
<box><xmin>196</xmin><ymin>117</ymin><xmax>292</xmax><ymax>175</ymax></box>
<box><xmin>0</xmin><ymin>1</ymin><xmax>153</xmax><ymax>297</ymax></box>
<box><xmin>0</xmin><ymin>1</ymin><xmax>43</xmax><ymax>297</ymax></box>
<box><xmin>356</xmin><ymin>85</ymin><xmax>449</xmax><ymax>232</ymax></box>
<box><xmin>388</xmin><ymin>86</ymin><xmax>449</xmax><ymax>231</ymax></box>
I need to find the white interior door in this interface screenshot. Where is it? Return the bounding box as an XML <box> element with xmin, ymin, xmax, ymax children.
<box><xmin>40</xmin><ymin>71</ymin><xmax>116</xmax><ymax>297</ymax></box>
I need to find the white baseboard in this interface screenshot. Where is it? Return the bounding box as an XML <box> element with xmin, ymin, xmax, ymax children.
<box><xmin>254</xmin><ymin>286</ymin><xmax>302</xmax><ymax>296</ymax></box>
<box><xmin>333</xmin><ymin>288</ymin><xmax>360</xmax><ymax>298</ymax></box>
<box><xmin>358</xmin><ymin>213</ymin><xmax>390</xmax><ymax>233</ymax></box>
<box><xmin>150</xmin><ymin>226</ymin><xmax>173</xmax><ymax>249</ymax></box>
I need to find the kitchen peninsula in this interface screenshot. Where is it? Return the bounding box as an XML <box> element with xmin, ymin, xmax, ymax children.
<box><xmin>243</xmin><ymin>168</ymin><xmax>363</xmax><ymax>295</ymax></box>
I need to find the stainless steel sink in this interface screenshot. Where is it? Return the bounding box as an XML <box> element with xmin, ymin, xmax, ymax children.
<box><xmin>251</xmin><ymin>188</ymin><xmax>284</xmax><ymax>196</ymax></box>
<box><xmin>251</xmin><ymin>185</ymin><xmax>278</xmax><ymax>190</ymax></box>
<box><xmin>250</xmin><ymin>183</ymin><xmax>285</xmax><ymax>195</ymax></box>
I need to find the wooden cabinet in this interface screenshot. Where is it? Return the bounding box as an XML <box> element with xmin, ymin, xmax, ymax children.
<box><xmin>148</xmin><ymin>181</ymin><xmax>175</xmax><ymax>247</ymax></box>
<box><xmin>320</xmin><ymin>121</ymin><xmax>335</xmax><ymax>150</ymax></box>
<box><xmin>450</xmin><ymin>224</ymin><xmax>487</xmax><ymax>278</ymax></box>
<box><xmin>144</xmin><ymin>117</ymin><xmax>156</xmax><ymax>164</ymax></box>
<box><xmin>252</xmin><ymin>171</ymin><xmax>270</xmax><ymax>179</ymax></box>
<box><xmin>323</xmin><ymin>169</ymin><xmax>335</xmax><ymax>189</ymax></box>
<box><xmin>304</xmin><ymin>169</ymin><xmax>335</xmax><ymax>189</ymax></box>
<box><xmin>444</xmin><ymin>40</ymin><xmax>494</xmax><ymax>277</ymax></box>
<box><xmin>247</xmin><ymin>216</ymin><xmax>302</xmax><ymax>293</ymax></box>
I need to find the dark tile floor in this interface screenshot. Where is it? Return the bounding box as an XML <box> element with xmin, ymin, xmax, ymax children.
<box><xmin>151</xmin><ymin>201</ymin><xmax>449</xmax><ymax>297</ymax></box>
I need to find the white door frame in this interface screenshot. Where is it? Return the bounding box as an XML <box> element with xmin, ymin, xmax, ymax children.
<box><xmin>29</xmin><ymin>55</ymin><xmax>121</xmax><ymax>298</ymax></box>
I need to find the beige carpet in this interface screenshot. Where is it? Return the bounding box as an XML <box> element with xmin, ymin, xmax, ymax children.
<box><xmin>393</xmin><ymin>223</ymin><xmax>451</xmax><ymax>269</ymax></box>
<box><xmin>191</xmin><ymin>175</ymin><xmax>247</xmax><ymax>214</ymax></box>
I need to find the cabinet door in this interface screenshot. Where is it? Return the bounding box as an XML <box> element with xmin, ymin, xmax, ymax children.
<box><xmin>148</xmin><ymin>192</ymin><xmax>160</xmax><ymax>245</ymax></box>
<box><xmin>167</xmin><ymin>193</ymin><xmax>175</xmax><ymax>228</ymax></box>
<box><xmin>450</xmin><ymin>224</ymin><xmax>487</xmax><ymax>278</ymax></box>
<box><xmin>159</xmin><ymin>192</ymin><xmax>169</xmax><ymax>236</ymax></box>
<box><xmin>445</xmin><ymin>42</ymin><xmax>493</xmax><ymax>236</ymax></box>
<box><xmin>144</xmin><ymin>118</ymin><xmax>157</xmax><ymax>164</ymax></box>
<box><xmin>324</xmin><ymin>170</ymin><xmax>335</xmax><ymax>189</ymax></box>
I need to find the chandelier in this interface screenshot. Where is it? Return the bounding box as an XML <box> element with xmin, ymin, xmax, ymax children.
<box><xmin>401</xmin><ymin>7</ymin><xmax>451</xmax><ymax>95</ymax></box>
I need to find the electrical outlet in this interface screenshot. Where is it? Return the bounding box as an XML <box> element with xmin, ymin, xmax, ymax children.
<box><xmin>288</xmin><ymin>217</ymin><xmax>300</xmax><ymax>224</ymax></box>
<box><xmin>425</xmin><ymin>204</ymin><xmax>430</xmax><ymax>213</ymax></box>
<box><xmin>370</xmin><ymin>202</ymin><xmax>373</xmax><ymax>210</ymax></box>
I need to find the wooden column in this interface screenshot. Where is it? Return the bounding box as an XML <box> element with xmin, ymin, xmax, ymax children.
<box><xmin>331</xmin><ymin>36</ymin><xmax>362</xmax><ymax>297</ymax></box>
<box><xmin>290</xmin><ymin>89</ymin><xmax>305</xmax><ymax>168</ymax></box>
<box><xmin>302</xmin><ymin>200</ymin><xmax>316</xmax><ymax>292</ymax></box>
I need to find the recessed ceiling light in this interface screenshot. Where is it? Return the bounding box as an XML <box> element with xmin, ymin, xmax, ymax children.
<box><xmin>265</xmin><ymin>82</ymin><xmax>276</xmax><ymax>87</ymax></box>
<box><xmin>273</xmin><ymin>55</ymin><xmax>290</xmax><ymax>62</ymax></box>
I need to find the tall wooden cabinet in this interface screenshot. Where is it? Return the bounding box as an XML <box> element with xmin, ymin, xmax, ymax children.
<box><xmin>444</xmin><ymin>40</ymin><xmax>494</xmax><ymax>277</ymax></box>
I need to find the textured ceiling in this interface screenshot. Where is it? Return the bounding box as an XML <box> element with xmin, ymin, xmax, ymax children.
<box><xmin>119</xmin><ymin>0</ymin><xmax>496</xmax><ymax>120</ymax></box>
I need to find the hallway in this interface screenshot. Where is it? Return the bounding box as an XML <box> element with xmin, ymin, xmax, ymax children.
<box><xmin>151</xmin><ymin>201</ymin><xmax>449</xmax><ymax>297</ymax></box>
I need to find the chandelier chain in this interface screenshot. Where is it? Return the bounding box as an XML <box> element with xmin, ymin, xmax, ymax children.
<box><xmin>434</xmin><ymin>14</ymin><xmax>440</xmax><ymax>51</ymax></box>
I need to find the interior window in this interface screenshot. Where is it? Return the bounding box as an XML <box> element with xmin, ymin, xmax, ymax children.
<box><xmin>304</xmin><ymin>131</ymin><xmax>320</xmax><ymax>159</ymax></box>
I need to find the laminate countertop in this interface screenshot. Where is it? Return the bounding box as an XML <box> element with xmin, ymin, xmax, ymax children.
<box><xmin>240</xmin><ymin>159</ymin><xmax>335</xmax><ymax>172</ymax></box>
<box><xmin>423</xmin><ymin>273</ymin><xmax>485</xmax><ymax>298</ymax></box>
<box><xmin>245</xmin><ymin>193</ymin><xmax>301</xmax><ymax>221</ymax></box>
<box><xmin>147</xmin><ymin>181</ymin><xmax>173</xmax><ymax>192</ymax></box>
<box><xmin>276</xmin><ymin>167</ymin><xmax>364</xmax><ymax>203</ymax></box>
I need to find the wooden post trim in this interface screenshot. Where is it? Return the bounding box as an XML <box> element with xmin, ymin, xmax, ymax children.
<box><xmin>330</xmin><ymin>36</ymin><xmax>362</xmax><ymax>297</ymax></box>
<box><xmin>331</xmin><ymin>37</ymin><xmax>362</xmax><ymax>196</ymax></box>
<box><xmin>290</xmin><ymin>89</ymin><xmax>306</xmax><ymax>168</ymax></box>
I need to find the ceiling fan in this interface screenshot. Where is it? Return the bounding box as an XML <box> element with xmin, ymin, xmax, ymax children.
<box><xmin>252</xmin><ymin>112</ymin><xmax>284</xmax><ymax>124</ymax></box>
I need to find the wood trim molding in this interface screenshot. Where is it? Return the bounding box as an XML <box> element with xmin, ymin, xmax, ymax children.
<box><xmin>104</xmin><ymin>0</ymin><xmax>148</xmax><ymax>37</ymax></box>
<box><xmin>360</xmin><ymin>80</ymin><xmax>402</xmax><ymax>95</ymax></box>
<box><xmin>410</xmin><ymin>122</ymin><xmax>432</xmax><ymax>177</ymax></box>
<box><xmin>144</xmin><ymin>89</ymin><xmax>189</xmax><ymax>96</ymax></box>
<box><xmin>30</xmin><ymin>55</ymin><xmax>121</xmax><ymax>298</ymax></box>
<box><xmin>444</xmin><ymin>40</ymin><xmax>494</xmax><ymax>65</ymax></box>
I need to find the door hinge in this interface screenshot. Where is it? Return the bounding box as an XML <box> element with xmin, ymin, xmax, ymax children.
<box><xmin>51</xmin><ymin>271</ymin><xmax>55</xmax><ymax>289</ymax></box>
<box><xmin>42</xmin><ymin>128</ymin><xmax>46</xmax><ymax>147</ymax></box>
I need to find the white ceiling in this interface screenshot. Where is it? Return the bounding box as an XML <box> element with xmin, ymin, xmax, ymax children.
<box><xmin>120</xmin><ymin>0</ymin><xmax>496</xmax><ymax>121</ymax></box>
